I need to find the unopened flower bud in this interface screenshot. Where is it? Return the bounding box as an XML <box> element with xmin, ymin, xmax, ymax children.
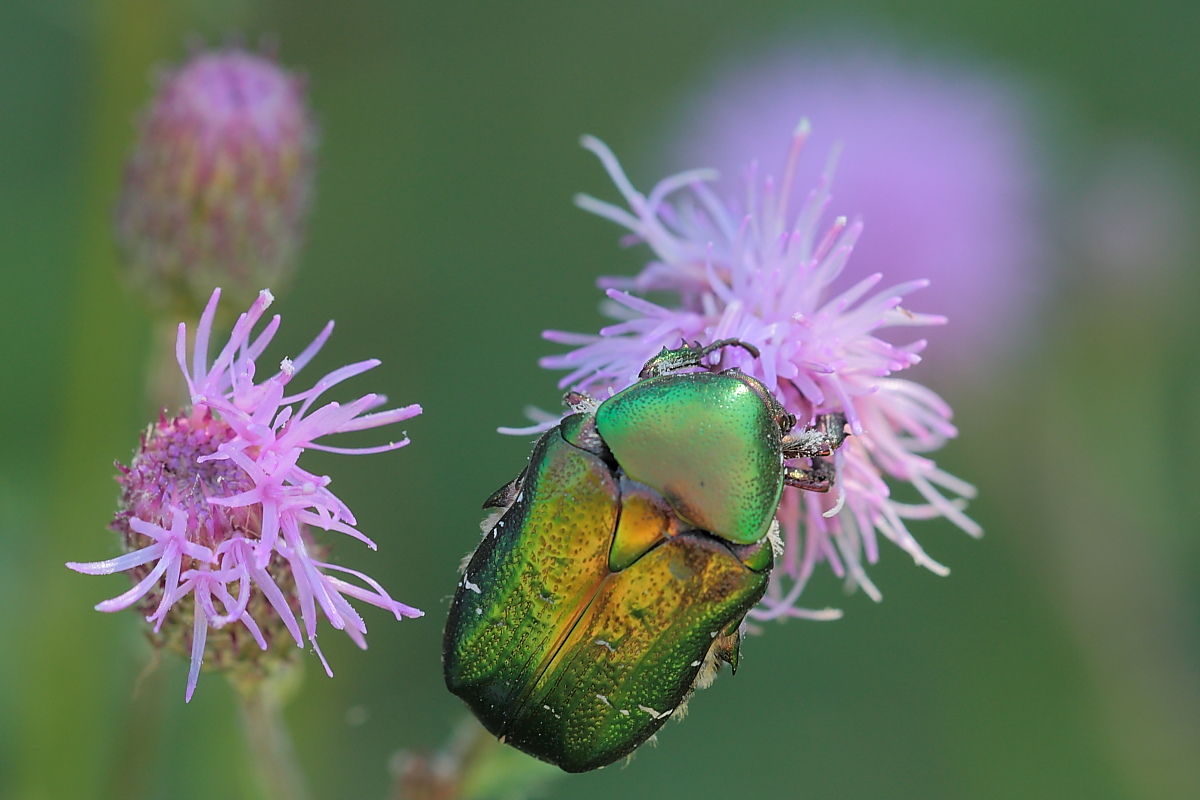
<box><xmin>116</xmin><ymin>48</ymin><xmax>316</xmax><ymax>316</ymax></box>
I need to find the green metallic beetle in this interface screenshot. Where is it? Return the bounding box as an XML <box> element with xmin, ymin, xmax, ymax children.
<box><xmin>443</xmin><ymin>340</ymin><xmax>847</xmax><ymax>772</ymax></box>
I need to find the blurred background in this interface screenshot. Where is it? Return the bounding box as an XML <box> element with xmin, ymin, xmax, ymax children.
<box><xmin>2</xmin><ymin>1</ymin><xmax>1199</xmax><ymax>798</ymax></box>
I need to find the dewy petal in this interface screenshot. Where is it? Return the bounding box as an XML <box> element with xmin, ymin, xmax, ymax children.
<box><xmin>244</xmin><ymin>313</ymin><xmax>283</xmax><ymax>366</ymax></box>
<box><xmin>531</xmin><ymin>135</ymin><xmax>978</xmax><ymax>617</ymax></box>
<box><xmin>94</xmin><ymin>554</ymin><xmax>173</xmax><ymax>613</ymax></box>
<box><xmin>185</xmin><ymin>598</ymin><xmax>209</xmax><ymax>702</ymax></box>
<box><xmin>205</xmin><ymin>290</ymin><xmax>275</xmax><ymax>392</ymax></box>
<box><xmin>246</xmin><ymin>556</ymin><xmax>304</xmax><ymax>647</ymax></box>
<box><xmin>148</xmin><ymin>547</ymin><xmax>186</xmax><ymax>631</ymax></box>
<box><xmin>188</xmin><ymin>287</ymin><xmax>223</xmax><ymax>393</ymax></box>
<box><xmin>286</xmin><ymin>359</ymin><xmax>381</xmax><ymax>415</ymax></box>
<box><xmin>292</xmin><ymin>509</ymin><xmax>377</xmax><ymax>549</ymax></box>
<box><xmin>497</xmin><ymin>419</ymin><xmax>559</xmax><ymax>436</ymax></box>
<box><xmin>315</xmin><ymin>559</ymin><xmax>425</xmax><ymax>619</ymax></box>
<box><xmin>67</xmin><ymin>543</ymin><xmax>165</xmax><ymax>576</ymax></box>
<box><xmin>334</xmin><ymin>403</ymin><xmax>423</xmax><ymax>433</ymax></box>
<box><xmin>287</xmin><ymin>320</ymin><xmax>335</xmax><ymax>375</ymax></box>
<box><xmin>306</xmin><ymin>438</ymin><xmax>410</xmax><ymax>456</ymax></box>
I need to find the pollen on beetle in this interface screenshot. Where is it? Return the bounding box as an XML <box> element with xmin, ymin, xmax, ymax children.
<box><xmin>766</xmin><ymin>519</ymin><xmax>784</xmax><ymax>558</ymax></box>
<box><xmin>67</xmin><ymin>288</ymin><xmax>423</xmax><ymax>700</ymax></box>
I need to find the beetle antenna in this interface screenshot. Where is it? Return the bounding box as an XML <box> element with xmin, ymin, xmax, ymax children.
<box><xmin>638</xmin><ymin>339</ymin><xmax>761</xmax><ymax>378</ymax></box>
<box><xmin>701</xmin><ymin>338</ymin><xmax>760</xmax><ymax>364</ymax></box>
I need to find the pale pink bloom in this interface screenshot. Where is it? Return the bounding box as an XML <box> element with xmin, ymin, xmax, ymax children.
<box><xmin>69</xmin><ymin>288</ymin><xmax>422</xmax><ymax>699</ymax></box>
<box><xmin>534</xmin><ymin>133</ymin><xmax>979</xmax><ymax>618</ymax></box>
<box><xmin>662</xmin><ymin>44</ymin><xmax>1044</xmax><ymax>369</ymax></box>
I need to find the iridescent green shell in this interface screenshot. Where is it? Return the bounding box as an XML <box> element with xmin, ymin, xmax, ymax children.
<box><xmin>595</xmin><ymin>371</ymin><xmax>785</xmax><ymax>545</ymax></box>
<box><xmin>443</xmin><ymin>429</ymin><xmax>770</xmax><ymax>772</ymax></box>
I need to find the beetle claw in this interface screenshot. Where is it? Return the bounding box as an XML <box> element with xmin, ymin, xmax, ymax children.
<box><xmin>483</xmin><ymin>471</ymin><xmax>525</xmax><ymax>509</ymax></box>
<box><xmin>782</xmin><ymin>412</ymin><xmax>849</xmax><ymax>459</ymax></box>
<box><xmin>784</xmin><ymin>457</ymin><xmax>836</xmax><ymax>492</ymax></box>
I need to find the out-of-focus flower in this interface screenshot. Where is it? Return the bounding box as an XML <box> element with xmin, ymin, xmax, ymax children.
<box><xmin>116</xmin><ymin>47</ymin><xmax>316</xmax><ymax>317</ymax></box>
<box><xmin>662</xmin><ymin>44</ymin><xmax>1043</xmax><ymax>369</ymax></box>
<box><xmin>68</xmin><ymin>288</ymin><xmax>422</xmax><ymax>700</ymax></box>
<box><xmin>533</xmin><ymin>132</ymin><xmax>978</xmax><ymax>618</ymax></box>
<box><xmin>391</xmin><ymin>717</ymin><xmax>561</xmax><ymax>800</ymax></box>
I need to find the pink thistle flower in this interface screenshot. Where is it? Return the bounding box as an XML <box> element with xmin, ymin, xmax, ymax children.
<box><xmin>535</xmin><ymin>132</ymin><xmax>979</xmax><ymax>619</ymax></box>
<box><xmin>68</xmin><ymin>288</ymin><xmax>422</xmax><ymax>700</ymax></box>
<box><xmin>662</xmin><ymin>44</ymin><xmax>1044</xmax><ymax>370</ymax></box>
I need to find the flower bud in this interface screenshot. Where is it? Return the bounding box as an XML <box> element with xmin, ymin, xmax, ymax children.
<box><xmin>116</xmin><ymin>48</ymin><xmax>316</xmax><ymax>316</ymax></box>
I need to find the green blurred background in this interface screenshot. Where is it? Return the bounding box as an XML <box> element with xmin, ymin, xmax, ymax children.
<box><xmin>2</xmin><ymin>1</ymin><xmax>1198</xmax><ymax>798</ymax></box>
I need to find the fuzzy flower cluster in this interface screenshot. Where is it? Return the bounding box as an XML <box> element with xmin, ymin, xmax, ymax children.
<box><xmin>534</xmin><ymin>131</ymin><xmax>979</xmax><ymax>619</ymax></box>
<box><xmin>68</xmin><ymin>289</ymin><xmax>422</xmax><ymax>699</ymax></box>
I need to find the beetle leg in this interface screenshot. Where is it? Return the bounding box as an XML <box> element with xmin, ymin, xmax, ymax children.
<box><xmin>782</xmin><ymin>412</ymin><xmax>848</xmax><ymax>459</ymax></box>
<box><xmin>784</xmin><ymin>457</ymin><xmax>836</xmax><ymax>492</ymax></box>
<box><xmin>483</xmin><ymin>469</ymin><xmax>525</xmax><ymax>509</ymax></box>
<box><xmin>637</xmin><ymin>339</ymin><xmax>761</xmax><ymax>379</ymax></box>
<box><xmin>563</xmin><ymin>390</ymin><xmax>601</xmax><ymax>414</ymax></box>
<box><xmin>713</xmin><ymin>616</ymin><xmax>745</xmax><ymax>674</ymax></box>
<box><xmin>559</xmin><ymin>412</ymin><xmax>614</xmax><ymax>463</ymax></box>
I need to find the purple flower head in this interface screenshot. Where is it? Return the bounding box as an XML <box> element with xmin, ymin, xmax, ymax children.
<box><xmin>663</xmin><ymin>44</ymin><xmax>1044</xmax><ymax>369</ymax></box>
<box><xmin>68</xmin><ymin>289</ymin><xmax>422</xmax><ymax>700</ymax></box>
<box><xmin>117</xmin><ymin>46</ymin><xmax>316</xmax><ymax>316</ymax></box>
<box><xmin>534</xmin><ymin>133</ymin><xmax>978</xmax><ymax>619</ymax></box>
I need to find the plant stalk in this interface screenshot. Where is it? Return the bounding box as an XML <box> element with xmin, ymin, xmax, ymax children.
<box><xmin>236</xmin><ymin>677</ymin><xmax>311</xmax><ymax>800</ymax></box>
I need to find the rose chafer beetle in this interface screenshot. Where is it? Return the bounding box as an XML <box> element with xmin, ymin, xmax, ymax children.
<box><xmin>443</xmin><ymin>340</ymin><xmax>847</xmax><ymax>772</ymax></box>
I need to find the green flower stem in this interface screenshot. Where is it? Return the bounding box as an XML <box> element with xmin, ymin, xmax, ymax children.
<box><xmin>236</xmin><ymin>673</ymin><xmax>311</xmax><ymax>800</ymax></box>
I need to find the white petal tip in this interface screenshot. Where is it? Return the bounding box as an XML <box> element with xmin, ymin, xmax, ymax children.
<box><xmin>810</xmin><ymin>608</ymin><xmax>844</xmax><ymax>621</ymax></box>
